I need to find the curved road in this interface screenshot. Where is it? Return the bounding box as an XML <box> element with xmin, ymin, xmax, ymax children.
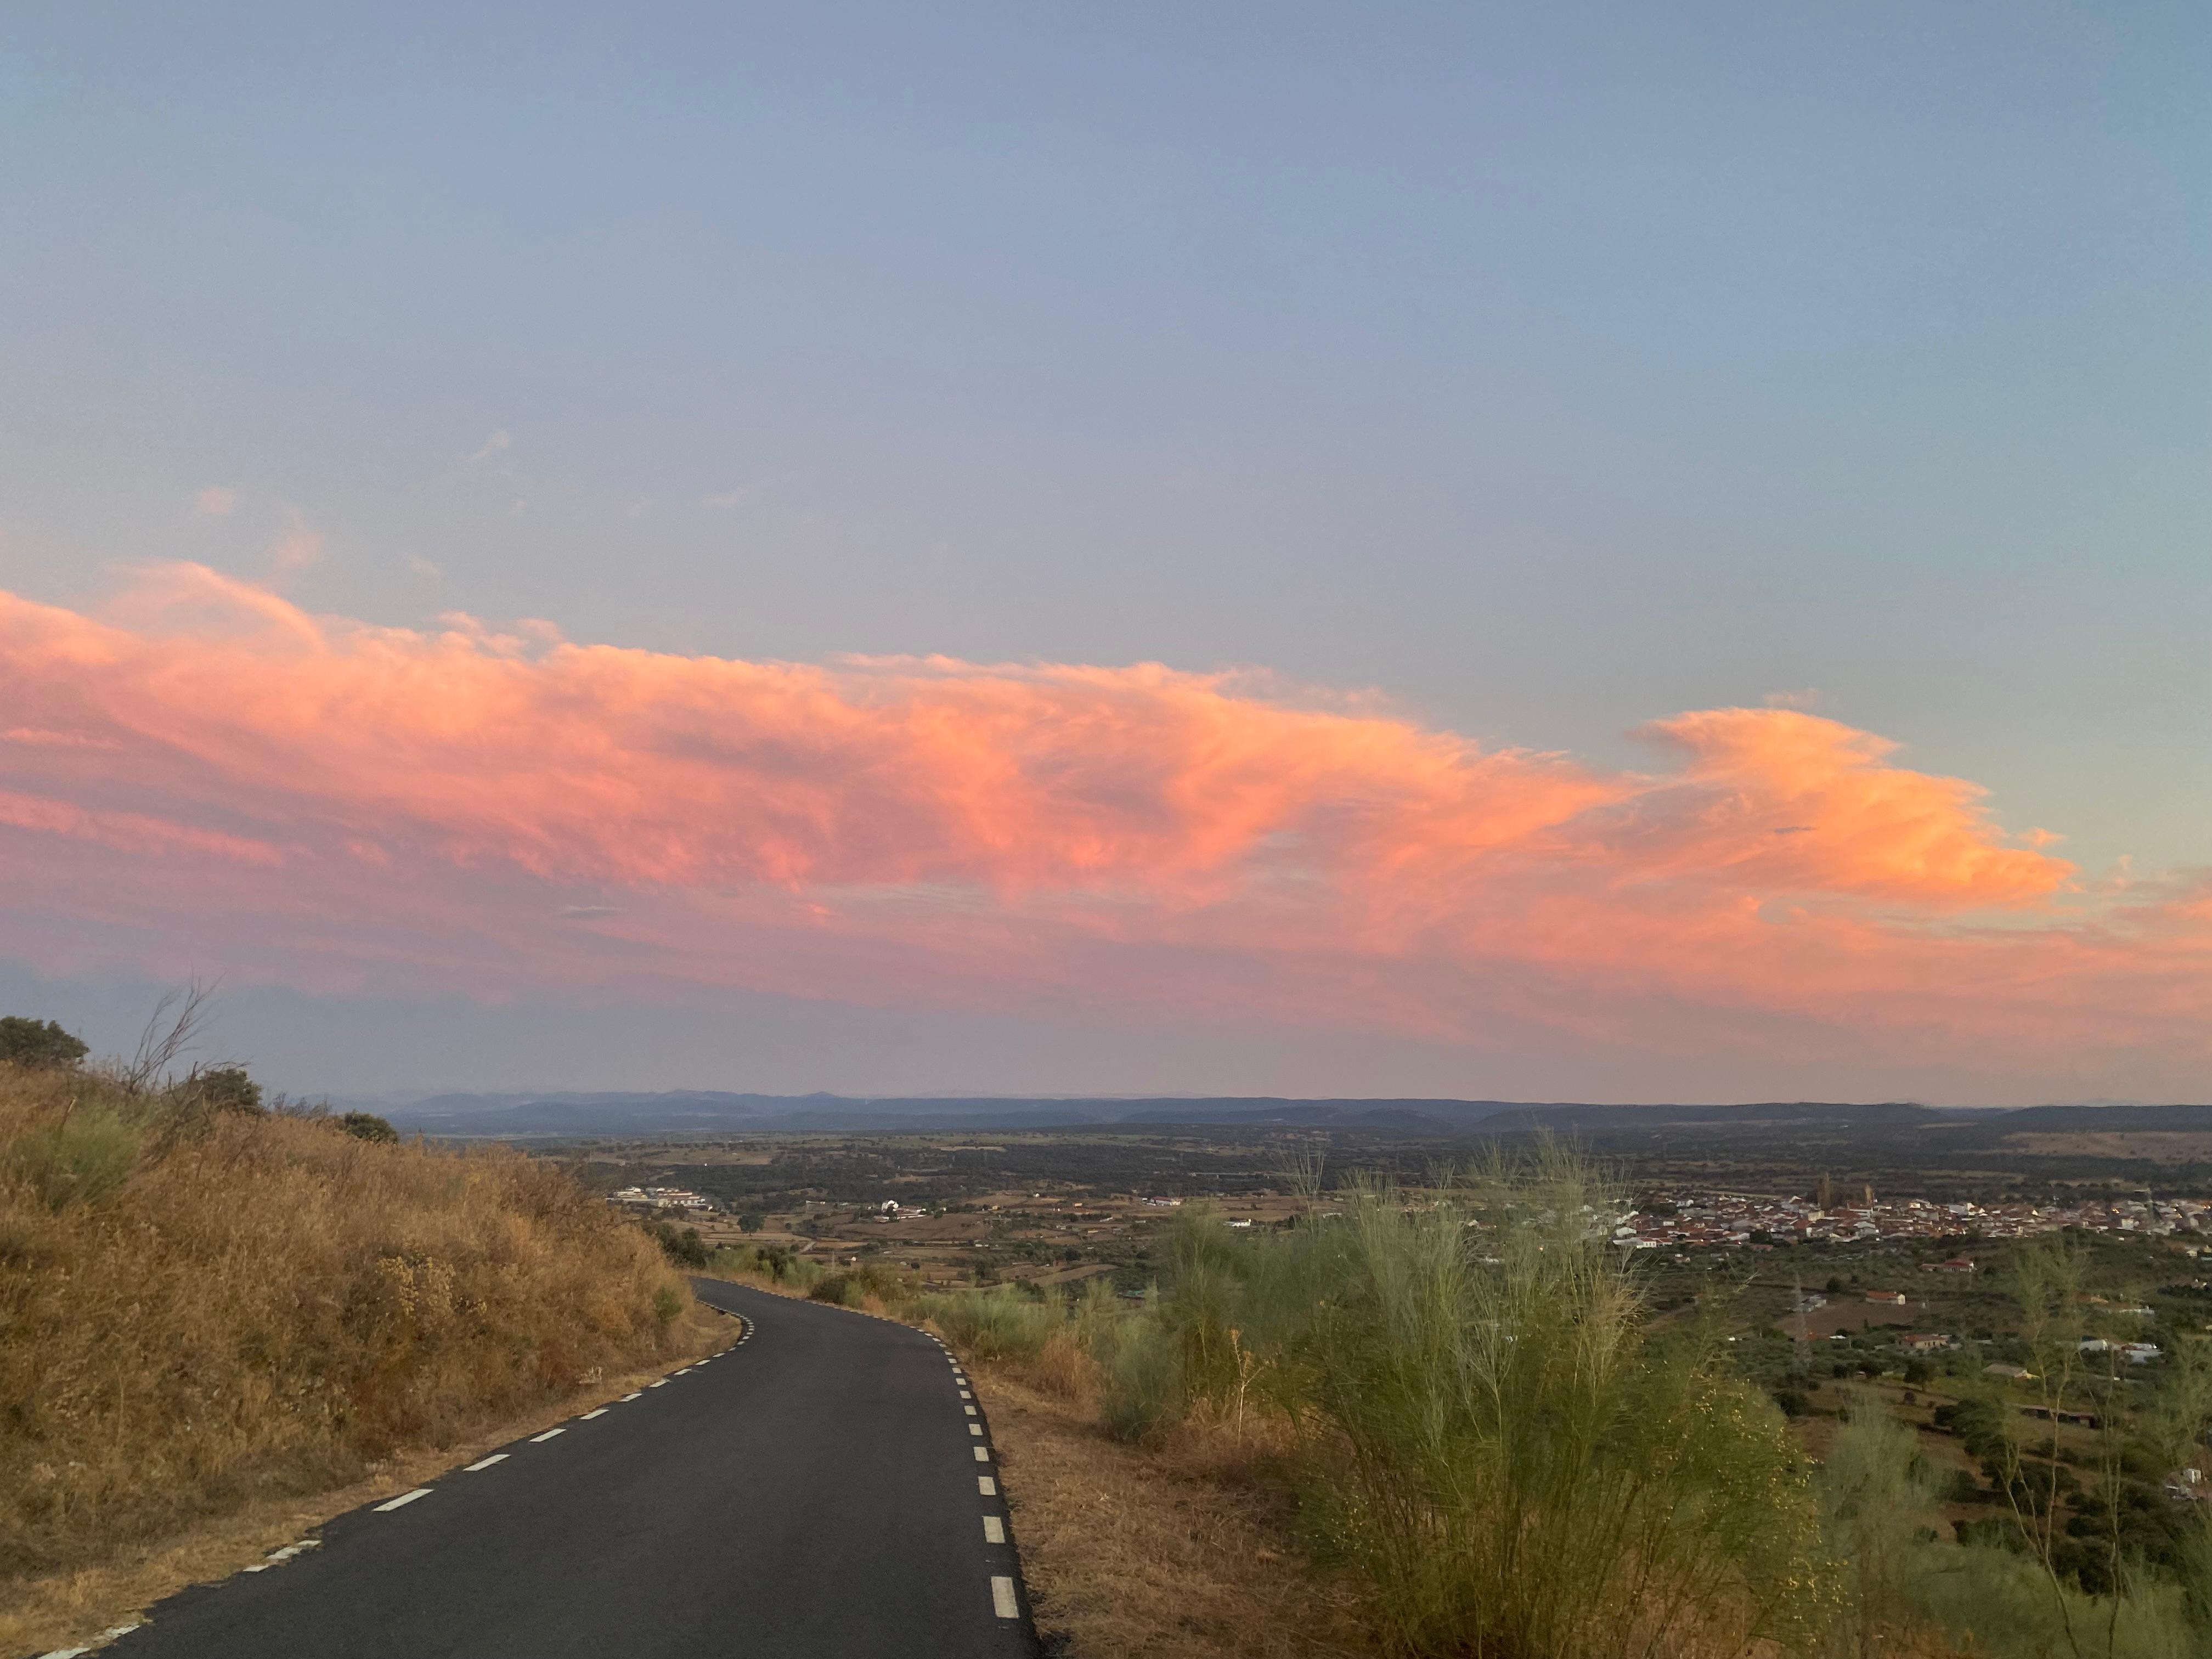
<box><xmin>75</xmin><ymin>1280</ymin><xmax>1035</xmax><ymax>1658</ymax></box>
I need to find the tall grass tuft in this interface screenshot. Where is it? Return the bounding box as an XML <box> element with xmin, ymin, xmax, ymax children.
<box><xmin>918</xmin><ymin>1285</ymin><xmax>1061</xmax><ymax>1362</ymax></box>
<box><xmin>0</xmin><ymin>1062</ymin><xmax>699</xmax><ymax>1589</ymax></box>
<box><xmin>1261</xmin><ymin>1157</ymin><xmax>1822</xmax><ymax>1659</ymax></box>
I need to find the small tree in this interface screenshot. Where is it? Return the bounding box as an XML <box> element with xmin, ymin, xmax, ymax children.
<box><xmin>0</xmin><ymin>1016</ymin><xmax>88</xmax><ymax>1070</ymax></box>
<box><xmin>338</xmin><ymin>1110</ymin><xmax>399</xmax><ymax>1143</ymax></box>
<box><xmin>648</xmin><ymin>1220</ymin><xmax>708</xmax><ymax>1268</ymax></box>
<box><xmin>738</xmin><ymin>1211</ymin><xmax>765</xmax><ymax>1234</ymax></box>
<box><xmin>187</xmin><ymin>1064</ymin><xmax>264</xmax><ymax>1115</ymax></box>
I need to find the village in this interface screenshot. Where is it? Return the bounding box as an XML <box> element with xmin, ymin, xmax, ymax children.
<box><xmin>1612</xmin><ymin>1187</ymin><xmax>2212</xmax><ymax>1253</ymax></box>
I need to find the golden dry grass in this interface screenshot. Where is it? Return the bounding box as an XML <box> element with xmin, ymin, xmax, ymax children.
<box><xmin>971</xmin><ymin>1354</ymin><xmax>1373</xmax><ymax>1659</ymax></box>
<box><xmin>0</xmin><ymin>1063</ymin><xmax>718</xmax><ymax>1643</ymax></box>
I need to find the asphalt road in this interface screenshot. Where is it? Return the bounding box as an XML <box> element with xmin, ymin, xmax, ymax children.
<box><xmin>73</xmin><ymin>1280</ymin><xmax>1036</xmax><ymax>1659</ymax></box>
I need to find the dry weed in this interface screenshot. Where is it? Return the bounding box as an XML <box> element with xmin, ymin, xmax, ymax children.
<box><xmin>973</xmin><ymin>1365</ymin><xmax>1370</xmax><ymax>1659</ymax></box>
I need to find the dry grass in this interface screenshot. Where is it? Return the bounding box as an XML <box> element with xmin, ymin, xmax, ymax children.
<box><xmin>0</xmin><ymin>1063</ymin><xmax>718</xmax><ymax>1644</ymax></box>
<box><xmin>972</xmin><ymin>1357</ymin><xmax>1372</xmax><ymax>1659</ymax></box>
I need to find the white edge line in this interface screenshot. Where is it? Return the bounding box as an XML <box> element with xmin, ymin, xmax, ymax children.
<box><xmin>991</xmin><ymin>1576</ymin><xmax>1019</xmax><ymax>1618</ymax></box>
<box><xmin>530</xmin><ymin>1428</ymin><xmax>565</xmax><ymax>1442</ymax></box>
<box><xmin>374</xmin><ymin>1488</ymin><xmax>432</xmax><ymax>1512</ymax></box>
<box><xmin>36</xmin><ymin>1626</ymin><xmax>139</xmax><ymax>1659</ymax></box>
<box><xmin>465</xmin><ymin>1454</ymin><xmax>509</xmax><ymax>1471</ymax></box>
<box><xmin>580</xmin><ymin>1408</ymin><xmax>608</xmax><ymax>1419</ymax></box>
<box><xmin>973</xmin><ymin>1446</ymin><xmax>991</xmax><ymax>1462</ymax></box>
<box><xmin>984</xmin><ymin>1515</ymin><xmax>1006</xmax><ymax>1543</ymax></box>
<box><xmin>978</xmin><ymin>1475</ymin><xmax>997</xmax><ymax>1494</ymax></box>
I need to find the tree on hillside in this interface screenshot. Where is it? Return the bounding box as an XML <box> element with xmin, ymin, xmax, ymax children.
<box><xmin>338</xmin><ymin>1111</ymin><xmax>400</xmax><ymax>1143</ymax></box>
<box><xmin>0</xmin><ymin>1017</ymin><xmax>89</xmax><ymax>1070</ymax></box>
<box><xmin>186</xmin><ymin>1064</ymin><xmax>264</xmax><ymax>1115</ymax></box>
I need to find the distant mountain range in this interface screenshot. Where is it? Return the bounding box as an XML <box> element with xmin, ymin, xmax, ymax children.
<box><xmin>349</xmin><ymin>1091</ymin><xmax>2212</xmax><ymax>1139</ymax></box>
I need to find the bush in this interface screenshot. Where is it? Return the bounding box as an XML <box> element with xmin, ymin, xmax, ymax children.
<box><xmin>0</xmin><ymin>1018</ymin><xmax>87</xmax><ymax>1071</ymax></box>
<box><xmin>705</xmin><ymin>1242</ymin><xmax>825</xmax><ymax>1293</ymax></box>
<box><xmin>920</xmin><ymin>1286</ymin><xmax>1059</xmax><ymax>1362</ymax></box>
<box><xmin>1819</xmin><ymin>1410</ymin><xmax>1945</xmax><ymax>1658</ymax></box>
<box><xmin>8</xmin><ymin>1102</ymin><xmax>143</xmax><ymax>1212</ymax></box>
<box><xmin>338</xmin><ymin>1110</ymin><xmax>399</xmax><ymax>1143</ymax></box>
<box><xmin>183</xmin><ymin>1064</ymin><xmax>263</xmax><ymax>1115</ymax></box>
<box><xmin>648</xmin><ymin>1221</ymin><xmax>709</xmax><ymax>1268</ymax></box>
<box><xmin>1136</xmin><ymin>1155</ymin><xmax>1826</xmax><ymax>1658</ymax></box>
<box><xmin>1942</xmin><ymin>1468</ymin><xmax>1985</xmax><ymax>1504</ymax></box>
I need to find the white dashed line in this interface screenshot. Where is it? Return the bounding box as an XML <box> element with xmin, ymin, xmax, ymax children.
<box><xmin>465</xmin><ymin>1454</ymin><xmax>509</xmax><ymax>1471</ymax></box>
<box><xmin>36</xmin><ymin>1622</ymin><xmax>140</xmax><ymax>1657</ymax></box>
<box><xmin>978</xmin><ymin>1475</ymin><xmax>997</xmax><ymax>1496</ymax></box>
<box><xmin>621</xmin><ymin>1391</ymin><xmax>642</xmax><ymax>1401</ymax></box>
<box><xmin>959</xmin><ymin>1390</ymin><xmax>972</xmax><ymax>1400</ymax></box>
<box><xmin>991</xmin><ymin>1576</ymin><xmax>1019</xmax><ymax>1618</ymax></box>
<box><xmin>580</xmin><ymin>1408</ymin><xmax>608</xmax><ymax>1419</ymax></box>
<box><xmin>530</xmin><ymin>1429</ymin><xmax>565</xmax><ymax>1443</ymax></box>
<box><xmin>375</xmin><ymin>1488</ymin><xmax>432</xmax><ymax>1512</ymax></box>
<box><xmin>984</xmin><ymin>1515</ymin><xmax>1006</xmax><ymax>1544</ymax></box>
<box><xmin>964</xmin><ymin>1405</ymin><xmax>978</xmax><ymax>1416</ymax></box>
<box><xmin>973</xmin><ymin>1446</ymin><xmax>991</xmax><ymax>1463</ymax></box>
<box><xmin>648</xmin><ymin>1380</ymin><xmax>669</xmax><ymax>1388</ymax></box>
<box><xmin>968</xmin><ymin>1424</ymin><xmax>984</xmax><ymax>1436</ymax></box>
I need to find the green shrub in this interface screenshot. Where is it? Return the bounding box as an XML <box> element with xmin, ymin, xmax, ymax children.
<box><xmin>647</xmin><ymin>1221</ymin><xmax>708</xmax><ymax>1268</ymax></box>
<box><xmin>921</xmin><ymin>1286</ymin><xmax>1059</xmax><ymax>1362</ymax></box>
<box><xmin>10</xmin><ymin>1104</ymin><xmax>142</xmax><ymax>1211</ymax></box>
<box><xmin>182</xmin><ymin>1065</ymin><xmax>263</xmax><ymax>1116</ymax></box>
<box><xmin>0</xmin><ymin>1018</ymin><xmax>87</xmax><ymax>1071</ymax></box>
<box><xmin>338</xmin><ymin>1111</ymin><xmax>399</xmax><ymax>1143</ymax></box>
<box><xmin>1915</xmin><ymin>1536</ymin><xmax>2198</xmax><ymax>1659</ymax></box>
<box><xmin>1819</xmin><ymin>1409</ymin><xmax>1945</xmax><ymax>1658</ymax></box>
<box><xmin>1269</xmin><ymin>1164</ymin><xmax>1821</xmax><ymax>1658</ymax></box>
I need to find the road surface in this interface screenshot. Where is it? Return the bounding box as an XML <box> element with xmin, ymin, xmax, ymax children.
<box><xmin>67</xmin><ymin>1279</ymin><xmax>1035</xmax><ymax>1658</ymax></box>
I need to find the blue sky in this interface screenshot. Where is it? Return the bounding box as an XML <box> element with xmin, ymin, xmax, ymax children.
<box><xmin>1</xmin><ymin>4</ymin><xmax>2205</xmax><ymax>1098</ymax></box>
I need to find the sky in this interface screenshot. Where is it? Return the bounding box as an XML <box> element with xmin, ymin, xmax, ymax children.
<box><xmin>0</xmin><ymin>3</ymin><xmax>2205</xmax><ymax>1103</ymax></box>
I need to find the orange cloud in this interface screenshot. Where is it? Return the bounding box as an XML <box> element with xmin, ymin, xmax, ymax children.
<box><xmin>0</xmin><ymin>566</ymin><xmax>2201</xmax><ymax>1082</ymax></box>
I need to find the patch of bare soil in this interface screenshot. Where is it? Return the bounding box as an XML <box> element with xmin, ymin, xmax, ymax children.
<box><xmin>975</xmin><ymin>1370</ymin><xmax>1372</xmax><ymax>1659</ymax></box>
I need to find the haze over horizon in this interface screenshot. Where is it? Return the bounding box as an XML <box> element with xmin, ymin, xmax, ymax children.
<box><xmin>2</xmin><ymin>3</ymin><xmax>2205</xmax><ymax>1105</ymax></box>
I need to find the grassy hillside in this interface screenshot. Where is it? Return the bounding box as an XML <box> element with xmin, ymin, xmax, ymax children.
<box><xmin>0</xmin><ymin>1057</ymin><xmax>706</xmax><ymax>1600</ymax></box>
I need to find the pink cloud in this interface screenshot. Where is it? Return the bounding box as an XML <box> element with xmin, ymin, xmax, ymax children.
<box><xmin>0</xmin><ymin>566</ymin><xmax>2202</xmax><ymax>1082</ymax></box>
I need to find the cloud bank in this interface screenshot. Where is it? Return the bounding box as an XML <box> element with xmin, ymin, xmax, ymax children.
<box><xmin>0</xmin><ymin>565</ymin><xmax>2204</xmax><ymax>1087</ymax></box>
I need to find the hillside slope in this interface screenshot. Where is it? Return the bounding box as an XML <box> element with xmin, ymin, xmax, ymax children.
<box><xmin>0</xmin><ymin>1060</ymin><xmax>708</xmax><ymax>1609</ymax></box>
